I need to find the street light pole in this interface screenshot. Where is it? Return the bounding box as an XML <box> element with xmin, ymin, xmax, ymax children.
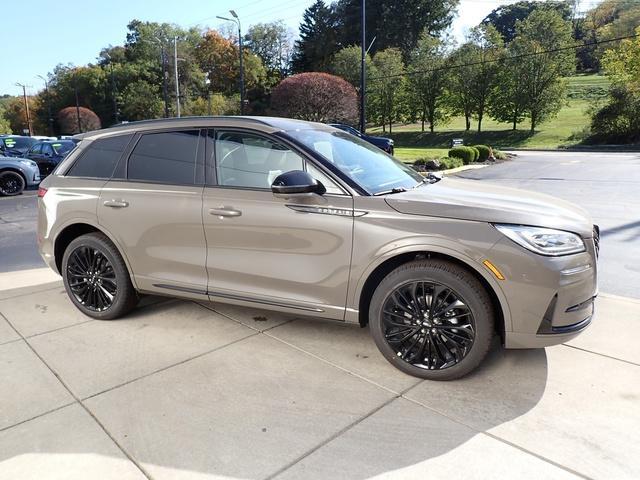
<box><xmin>217</xmin><ymin>11</ymin><xmax>245</xmax><ymax>115</ymax></box>
<box><xmin>15</xmin><ymin>83</ymin><xmax>34</xmax><ymax>136</ymax></box>
<box><xmin>101</xmin><ymin>53</ymin><xmax>120</xmax><ymax>124</ymax></box>
<box><xmin>74</xmin><ymin>81</ymin><xmax>82</xmax><ymax>133</ymax></box>
<box><xmin>174</xmin><ymin>36</ymin><xmax>181</xmax><ymax>117</ymax></box>
<box><xmin>360</xmin><ymin>0</ymin><xmax>366</xmax><ymax>133</ymax></box>
<box><xmin>36</xmin><ymin>75</ymin><xmax>53</xmax><ymax>136</ymax></box>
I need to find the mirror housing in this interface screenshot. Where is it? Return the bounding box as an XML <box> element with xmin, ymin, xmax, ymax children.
<box><xmin>271</xmin><ymin>170</ymin><xmax>326</xmax><ymax>196</ymax></box>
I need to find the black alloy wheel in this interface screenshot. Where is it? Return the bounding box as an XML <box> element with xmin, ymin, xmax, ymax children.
<box><xmin>66</xmin><ymin>246</ymin><xmax>117</xmax><ymax>312</ymax></box>
<box><xmin>0</xmin><ymin>171</ymin><xmax>25</xmax><ymax>196</ymax></box>
<box><xmin>62</xmin><ymin>232</ymin><xmax>138</xmax><ymax>319</ymax></box>
<box><xmin>381</xmin><ymin>281</ymin><xmax>475</xmax><ymax>370</ymax></box>
<box><xmin>370</xmin><ymin>260</ymin><xmax>494</xmax><ymax>380</ymax></box>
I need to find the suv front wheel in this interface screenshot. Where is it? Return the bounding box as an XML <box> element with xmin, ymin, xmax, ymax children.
<box><xmin>369</xmin><ymin>259</ymin><xmax>494</xmax><ymax>380</ymax></box>
<box><xmin>62</xmin><ymin>232</ymin><xmax>138</xmax><ymax>320</ymax></box>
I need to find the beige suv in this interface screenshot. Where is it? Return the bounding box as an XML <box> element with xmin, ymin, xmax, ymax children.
<box><xmin>37</xmin><ymin>117</ymin><xmax>598</xmax><ymax>380</ymax></box>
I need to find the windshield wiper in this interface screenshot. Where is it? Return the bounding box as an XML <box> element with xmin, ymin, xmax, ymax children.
<box><xmin>374</xmin><ymin>187</ymin><xmax>407</xmax><ymax>196</ymax></box>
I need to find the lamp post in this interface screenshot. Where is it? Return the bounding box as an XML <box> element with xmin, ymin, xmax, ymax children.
<box><xmin>217</xmin><ymin>10</ymin><xmax>245</xmax><ymax>115</ymax></box>
<box><xmin>15</xmin><ymin>83</ymin><xmax>33</xmax><ymax>136</ymax></box>
<box><xmin>36</xmin><ymin>75</ymin><xmax>54</xmax><ymax>136</ymax></box>
<box><xmin>101</xmin><ymin>53</ymin><xmax>120</xmax><ymax>124</ymax></box>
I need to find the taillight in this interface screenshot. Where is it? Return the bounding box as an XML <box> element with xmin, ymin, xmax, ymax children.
<box><xmin>37</xmin><ymin>187</ymin><xmax>48</xmax><ymax>198</ymax></box>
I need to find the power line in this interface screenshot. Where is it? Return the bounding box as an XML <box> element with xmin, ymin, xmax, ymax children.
<box><xmin>368</xmin><ymin>32</ymin><xmax>639</xmax><ymax>82</ymax></box>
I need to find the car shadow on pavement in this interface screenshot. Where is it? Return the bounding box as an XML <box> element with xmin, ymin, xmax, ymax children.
<box><xmin>0</xmin><ymin>293</ymin><xmax>550</xmax><ymax>480</ymax></box>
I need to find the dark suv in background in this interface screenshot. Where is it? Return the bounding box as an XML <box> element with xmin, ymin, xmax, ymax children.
<box><xmin>23</xmin><ymin>139</ymin><xmax>77</xmax><ymax>177</ymax></box>
<box><xmin>329</xmin><ymin>124</ymin><xmax>394</xmax><ymax>155</ymax></box>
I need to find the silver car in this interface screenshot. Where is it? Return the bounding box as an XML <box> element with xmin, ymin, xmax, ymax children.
<box><xmin>0</xmin><ymin>156</ymin><xmax>40</xmax><ymax>196</ymax></box>
<box><xmin>37</xmin><ymin>117</ymin><xmax>598</xmax><ymax>380</ymax></box>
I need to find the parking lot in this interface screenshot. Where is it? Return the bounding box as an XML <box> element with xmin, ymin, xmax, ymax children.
<box><xmin>1</xmin><ymin>150</ymin><xmax>640</xmax><ymax>479</ymax></box>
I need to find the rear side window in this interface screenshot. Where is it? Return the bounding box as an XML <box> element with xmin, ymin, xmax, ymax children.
<box><xmin>127</xmin><ymin>130</ymin><xmax>199</xmax><ymax>185</ymax></box>
<box><xmin>66</xmin><ymin>134</ymin><xmax>132</xmax><ymax>178</ymax></box>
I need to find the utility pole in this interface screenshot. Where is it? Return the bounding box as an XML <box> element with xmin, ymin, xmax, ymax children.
<box><xmin>102</xmin><ymin>53</ymin><xmax>119</xmax><ymax>124</ymax></box>
<box><xmin>359</xmin><ymin>0</ymin><xmax>366</xmax><ymax>133</ymax></box>
<box><xmin>15</xmin><ymin>83</ymin><xmax>33</xmax><ymax>136</ymax></box>
<box><xmin>74</xmin><ymin>82</ymin><xmax>82</xmax><ymax>133</ymax></box>
<box><xmin>161</xmin><ymin>45</ymin><xmax>170</xmax><ymax>118</ymax></box>
<box><xmin>36</xmin><ymin>75</ymin><xmax>53</xmax><ymax>136</ymax></box>
<box><xmin>217</xmin><ymin>10</ymin><xmax>245</xmax><ymax>114</ymax></box>
<box><xmin>174</xmin><ymin>36</ymin><xmax>181</xmax><ymax>117</ymax></box>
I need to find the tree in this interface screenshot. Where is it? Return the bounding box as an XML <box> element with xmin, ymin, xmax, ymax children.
<box><xmin>590</xmin><ymin>27</ymin><xmax>640</xmax><ymax>143</ymax></box>
<box><xmin>330</xmin><ymin>45</ymin><xmax>375</xmax><ymax>88</ymax></box>
<box><xmin>58</xmin><ymin>106</ymin><xmax>101</xmax><ymax>134</ymax></box>
<box><xmin>512</xmin><ymin>9</ymin><xmax>575</xmax><ymax>132</ymax></box>
<box><xmin>466</xmin><ymin>25</ymin><xmax>504</xmax><ymax>132</ymax></box>
<box><xmin>482</xmin><ymin>1</ymin><xmax>574</xmax><ymax>43</ymax></box>
<box><xmin>335</xmin><ymin>0</ymin><xmax>459</xmax><ymax>59</ymax></box>
<box><xmin>369</xmin><ymin>48</ymin><xmax>405</xmax><ymax>133</ymax></box>
<box><xmin>488</xmin><ymin>54</ymin><xmax>529</xmax><ymax>130</ymax></box>
<box><xmin>271</xmin><ymin>72</ymin><xmax>358</xmax><ymax>123</ymax></box>
<box><xmin>0</xmin><ymin>105</ymin><xmax>12</xmax><ymax>134</ymax></box>
<box><xmin>245</xmin><ymin>21</ymin><xmax>294</xmax><ymax>80</ymax></box>
<box><xmin>407</xmin><ymin>33</ymin><xmax>451</xmax><ymax>132</ymax></box>
<box><xmin>291</xmin><ymin>0</ymin><xmax>340</xmax><ymax>73</ymax></box>
<box><xmin>120</xmin><ymin>81</ymin><xmax>164</xmax><ymax>121</ymax></box>
<box><xmin>447</xmin><ymin>44</ymin><xmax>476</xmax><ymax>131</ymax></box>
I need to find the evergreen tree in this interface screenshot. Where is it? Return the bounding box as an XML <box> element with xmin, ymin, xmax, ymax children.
<box><xmin>291</xmin><ymin>1</ymin><xmax>340</xmax><ymax>73</ymax></box>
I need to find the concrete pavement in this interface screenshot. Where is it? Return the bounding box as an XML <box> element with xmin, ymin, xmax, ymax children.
<box><xmin>1</xmin><ymin>275</ymin><xmax>639</xmax><ymax>480</ymax></box>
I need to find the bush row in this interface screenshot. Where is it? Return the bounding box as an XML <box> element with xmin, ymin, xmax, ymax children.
<box><xmin>447</xmin><ymin>144</ymin><xmax>496</xmax><ymax>164</ymax></box>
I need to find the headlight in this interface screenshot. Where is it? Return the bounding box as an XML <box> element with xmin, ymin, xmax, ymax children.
<box><xmin>19</xmin><ymin>160</ymin><xmax>37</xmax><ymax>168</ymax></box>
<box><xmin>494</xmin><ymin>224</ymin><xmax>586</xmax><ymax>256</ymax></box>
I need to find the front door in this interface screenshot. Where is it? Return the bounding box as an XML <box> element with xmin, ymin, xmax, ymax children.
<box><xmin>202</xmin><ymin>129</ymin><xmax>354</xmax><ymax>319</ymax></box>
<box><xmin>98</xmin><ymin>129</ymin><xmax>208</xmax><ymax>296</ymax></box>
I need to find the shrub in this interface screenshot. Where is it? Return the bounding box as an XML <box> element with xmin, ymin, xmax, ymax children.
<box><xmin>413</xmin><ymin>158</ymin><xmax>426</xmax><ymax>166</ymax></box>
<box><xmin>448</xmin><ymin>146</ymin><xmax>474</xmax><ymax>165</ymax></box>
<box><xmin>271</xmin><ymin>72</ymin><xmax>358</xmax><ymax>123</ymax></box>
<box><xmin>493</xmin><ymin>148</ymin><xmax>507</xmax><ymax>160</ymax></box>
<box><xmin>58</xmin><ymin>106</ymin><xmax>101</xmax><ymax>134</ymax></box>
<box><xmin>474</xmin><ymin>145</ymin><xmax>491</xmax><ymax>161</ymax></box>
<box><xmin>439</xmin><ymin>156</ymin><xmax>463</xmax><ymax>170</ymax></box>
<box><xmin>468</xmin><ymin>146</ymin><xmax>480</xmax><ymax>162</ymax></box>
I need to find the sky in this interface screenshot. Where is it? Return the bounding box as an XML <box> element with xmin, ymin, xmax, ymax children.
<box><xmin>0</xmin><ymin>0</ymin><xmax>563</xmax><ymax>96</ymax></box>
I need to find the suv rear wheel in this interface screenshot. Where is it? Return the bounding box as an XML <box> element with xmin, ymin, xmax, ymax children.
<box><xmin>62</xmin><ymin>232</ymin><xmax>138</xmax><ymax>320</ymax></box>
<box><xmin>369</xmin><ymin>259</ymin><xmax>494</xmax><ymax>380</ymax></box>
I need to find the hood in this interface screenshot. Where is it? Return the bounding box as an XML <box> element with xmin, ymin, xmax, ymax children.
<box><xmin>385</xmin><ymin>178</ymin><xmax>593</xmax><ymax>237</ymax></box>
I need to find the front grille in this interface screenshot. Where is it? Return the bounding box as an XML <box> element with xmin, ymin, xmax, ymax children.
<box><xmin>593</xmin><ymin>225</ymin><xmax>600</xmax><ymax>258</ymax></box>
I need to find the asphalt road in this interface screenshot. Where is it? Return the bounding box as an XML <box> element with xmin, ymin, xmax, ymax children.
<box><xmin>455</xmin><ymin>150</ymin><xmax>640</xmax><ymax>299</ymax></box>
<box><xmin>1</xmin><ymin>150</ymin><xmax>638</xmax><ymax>298</ymax></box>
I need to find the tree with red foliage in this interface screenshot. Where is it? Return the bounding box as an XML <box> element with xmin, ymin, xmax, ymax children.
<box><xmin>58</xmin><ymin>106</ymin><xmax>102</xmax><ymax>134</ymax></box>
<box><xmin>271</xmin><ymin>72</ymin><xmax>358</xmax><ymax>123</ymax></box>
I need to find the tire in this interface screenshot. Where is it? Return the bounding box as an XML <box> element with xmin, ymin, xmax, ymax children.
<box><xmin>0</xmin><ymin>171</ymin><xmax>25</xmax><ymax>196</ymax></box>
<box><xmin>62</xmin><ymin>232</ymin><xmax>138</xmax><ymax>320</ymax></box>
<box><xmin>369</xmin><ymin>259</ymin><xmax>494</xmax><ymax>381</ymax></box>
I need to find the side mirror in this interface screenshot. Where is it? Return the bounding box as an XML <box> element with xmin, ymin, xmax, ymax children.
<box><xmin>271</xmin><ymin>170</ymin><xmax>326</xmax><ymax>196</ymax></box>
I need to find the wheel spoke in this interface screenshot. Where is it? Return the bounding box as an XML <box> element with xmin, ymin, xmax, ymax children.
<box><xmin>67</xmin><ymin>245</ymin><xmax>117</xmax><ymax>312</ymax></box>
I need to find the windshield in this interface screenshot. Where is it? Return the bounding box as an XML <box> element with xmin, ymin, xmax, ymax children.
<box><xmin>51</xmin><ymin>141</ymin><xmax>75</xmax><ymax>155</ymax></box>
<box><xmin>285</xmin><ymin>128</ymin><xmax>421</xmax><ymax>195</ymax></box>
<box><xmin>2</xmin><ymin>137</ymin><xmax>37</xmax><ymax>151</ymax></box>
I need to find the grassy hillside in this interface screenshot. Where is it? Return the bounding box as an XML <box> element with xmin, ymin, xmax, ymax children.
<box><xmin>375</xmin><ymin>74</ymin><xmax>610</xmax><ymax>162</ymax></box>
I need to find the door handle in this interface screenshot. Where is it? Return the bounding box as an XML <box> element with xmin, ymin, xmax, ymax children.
<box><xmin>209</xmin><ymin>207</ymin><xmax>242</xmax><ymax>217</ymax></box>
<box><xmin>103</xmin><ymin>200</ymin><xmax>129</xmax><ymax>208</ymax></box>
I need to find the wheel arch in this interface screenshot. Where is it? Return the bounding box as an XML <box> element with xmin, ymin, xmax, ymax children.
<box><xmin>355</xmin><ymin>249</ymin><xmax>510</xmax><ymax>342</ymax></box>
<box><xmin>53</xmin><ymin>222</ymin><xmax>137</xmax><ymax>288</ymax></box>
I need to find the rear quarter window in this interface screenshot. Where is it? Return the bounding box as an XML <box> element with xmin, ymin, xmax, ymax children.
<box><xmin>65</xmin><ymin>134</ymin><xmax>133</xmax><ymax>179</ymax></box>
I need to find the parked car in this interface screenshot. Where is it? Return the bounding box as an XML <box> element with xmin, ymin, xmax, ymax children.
<box><xmin>329</xmin><ymin>123</ymin><xmax>394</xmax><ymax>154</ymax></box>
<box><xmin>0</xmin><ymin>135</ymin><xmax>38</xmax><ymax>158</ymax></box>
<box><xmin>23</xmin><ymin>139</ymin><xmax>77</xmax><ymax>177</ymax></box>
<box><xmin>0</xmin><ymin>156</ymin><xmax>40</xmax><ymax>196</ymax></box>
<box><xmin>37</xmin><ymin>117</ymin><xmax>598</xmax><ymax>380</ymax></box>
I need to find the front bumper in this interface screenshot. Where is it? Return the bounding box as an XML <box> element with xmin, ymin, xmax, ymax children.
<box><xmin>487</xmin><ymin>229</ymin><xmax>598</xmax><ymax>349</ymax></box>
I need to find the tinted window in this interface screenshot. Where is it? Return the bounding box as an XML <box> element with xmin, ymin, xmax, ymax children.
<box><xmin>29</xmin><ymin>143</ymin><xmax>42</xmax><ymax>155</ymax></box>
<box><xmin>66</xmin><ymin>134</ymin><xmax>132</xmax><ymax>178</ymax></box>
<box><xmin>215</xmin><ymin>131</ymin><xmax>304</xmax><ymax>189</ymax></box>
<box><xmin>128</xmin><ymin>130</ymin><xmax>199</xmax><ymax>185</ymax></box>
<box><xmin>42</xmin><ymin>144</ymin><xmax>54</xmax><ymax>156</ymax></box>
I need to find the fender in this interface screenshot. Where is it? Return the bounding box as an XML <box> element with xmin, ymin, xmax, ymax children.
<box><xmin>345</xmin><ymin>239</ymin><xmax>513</xmax><ymax>333</ymax></box>
<box><xmin>51</xmin><ymin>217</ymin><xmax>139</xmax><ymax>290</ymax></box>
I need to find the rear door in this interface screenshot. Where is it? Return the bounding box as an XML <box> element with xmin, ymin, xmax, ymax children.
<box><xmin>202</xmin><ymin>129</ymin><xmax>354</xmax><ymax>319</ymax></box>
<box><xmin>98</xmin><ymin>129</ymin><xmax>208</xmax><ymax>297</ymax></box>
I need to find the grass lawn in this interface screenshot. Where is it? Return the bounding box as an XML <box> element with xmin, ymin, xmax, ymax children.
<box><xmin>375</xmin><ymin>74</ymin><xmax>607</xmax><ymax>162</ymax></box>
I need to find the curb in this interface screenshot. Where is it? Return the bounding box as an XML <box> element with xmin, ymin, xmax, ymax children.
<box><xmin>419</xmin><ymin>163</ymin><xmax>491</xmax><ymax>177</ymax></box>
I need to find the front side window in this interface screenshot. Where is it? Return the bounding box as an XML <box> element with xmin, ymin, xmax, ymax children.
<box><xmin>66</xmin><ymin>134</ymin><xmax>132</xmax><ymax>179</ymax></box>
<box><xmin>286</xmin><ymin>129</ymin><xmax>421</xmax><ymax>195</ymax></box>
<box><xmin>29</xmin><ymin>143</ymin><xmax>42</xmax><ymax>155</ymax></box>
<box><xmin>128</xmin><ymin>130</ymin><xmax>199</xmax><ymax>185</ymax></box>
<box><xmin>215</xmin><ymin>131</ymin><xmax>304</xmax><ymax>189</ymax></box>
